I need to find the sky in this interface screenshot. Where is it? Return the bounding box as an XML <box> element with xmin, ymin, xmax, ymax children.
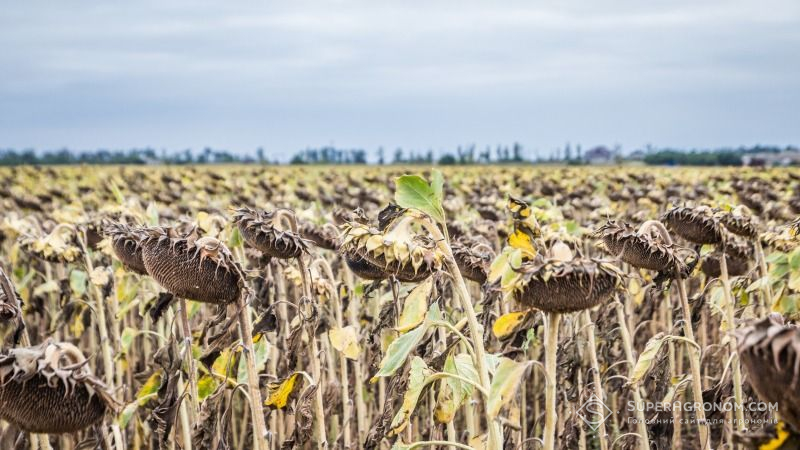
<box><xmin>1</xmin><ymin>0</ymin><xmax>798</xmax><ymax>160</ymax></box>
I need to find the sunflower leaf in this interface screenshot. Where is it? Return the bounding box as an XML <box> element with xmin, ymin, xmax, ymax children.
<box><xmin>395</xmin><ymin>174</ymin><xmax>446</xmax><ymax>224</ymax></box>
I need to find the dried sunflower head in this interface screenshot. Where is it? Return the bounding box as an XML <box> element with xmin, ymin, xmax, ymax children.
<box><xmin>104</xmin><ymin>222</ymin><xmax>148</xmax><ymax>275</ymax></box>
<box><xmin>233</xmin><ymin>207</ymin><xmax>310</xmax><ymax>259</ymax></box>
<box><xmin>736</xmin><ymin>316</ymin><xmax>800</xmax><ymax>432</ymax></box>
<box><xmin>699</xmin><ymin>244</ymin><xmax>751</xmax><ymax>278</ymax></box>
<box><xmin>510</xmin><ymin>256</ymin><xmax>623</xmax><ymax>313</ymax></box>
<box><xmin>332</xmin><ymin>207</ymin><xmax>369</xmax><ymax>227</ymax></box>
<box><xmin>0</xmin><ymin>340</ymin><xmax>115</xmax><ymax>433</ymax></box>
<box><xmin>716</xmin><ymin>208</ymin><xmax>759</xmax><ymax>239</ymax></box>
<box><xmin>19</xmin><ymin>224</ymin><xmax>82</xmax><ymax>263</ymax></box>
<box><xmin>339</xmin><ymin>210</ymin><xmax>444</xmax><ymax>283</ymax></box>
<box><xmin>299</xmin><ymin>221</ymin><xmax>340</xmax><ymax>251</ymax></box>
<box><xmin>662</xmin><ymin>205</ymin><xmax>724</xmax><ymax>245</ymax></box>
<box><xmin>451</xmin><ymin>237</ymin><xmax>495</xmax><ymax>284</ymax></box>
<box><xmin>593</xmin><ymin>220</ymin><xmax>690</xmax><ymax>274</ymax></box>
<box><xmin>140</xmin><ymin>227</ymin><xmax>243</xmax><ymax>304</ymax></box>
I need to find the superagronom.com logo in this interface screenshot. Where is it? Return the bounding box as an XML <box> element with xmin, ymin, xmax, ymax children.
<box><xmin>577</xmin><ymin>394</ymin><xmax>613</xmax><ymax>431</ymax></box>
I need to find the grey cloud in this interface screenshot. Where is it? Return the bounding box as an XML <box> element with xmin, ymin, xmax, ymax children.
<box><xmin>0</xmin><ymin>0</ymin><xmax>798</xmax><ymax>158</ymax></box>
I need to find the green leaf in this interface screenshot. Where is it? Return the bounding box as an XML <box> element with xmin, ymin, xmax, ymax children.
<box><xmin>372</xmin><ymin>304</ymin><xmax>441</xmax><ymax>382</ymax></box>
<box><xmin>69</xmin><ymin>269</ymin><xmax>88</xmax><ymax>296</ymax></box>
<box><xmin>146</xmin><ymin>202</ymin><xmax>160</xmax><ymax>225</ymax></box>
<box><xmin>396</xmin><ymin>278</ymin><xmax>433</xmax><ymax>332</ymax></box>
<box><xmin>136</xmin><ymin>370</ymin><xmax>163</xmax><ymax>405</ymax></box>
<box><xmin>790</xmin><ymin>248</ymin><xmax>800</xmax><ymax>271</ymax></box>
<box><xmin>109</xmin><ymin>181</ymin><xmax>125</xmax><ymax>204</ymax></box>
<box><xmin>630</xmin><ymin>333</ymin><xmax>667</xmax><ymax>385</ymax></box>
<box><xmin>435</xmin><ymin>353</ymin><xmax>479</xmax><ymax>423</ymax></box>
<box><xmin>487</xmin><ymin>357</ymin><xmax>531</xmax><ymax>418</ymax></box>
<box><xmin>430</xmin><ymin>169</ymin><xmax>444</xmax><ymax>204</ymax></box>
<box><xmin>117</xmin><ymin>402</ymin><xmax>138</xmax><ymax>428</ymax></box>
<box><xmin>771</xmin><ymin>263</ymin><xmax>790</xmax><ymax>280</ymax></box>
<box><xmin>120</xmin><ymin>327</ymin><xmax>136</xmax><ymax>354</ymax></box>
<box><xmin>767</xmin><ymin>252</ymin><xmax>788</xmax><ymax>264</ymax></box>
<box><xmin>389</xmin><ymin>357</ymin><xmax>433</xmax><ymax>436</ymax></box>
<box><xmin>212</xmin><ymin>348</ymin><xmax>237</xmax><ymax>378</ymax></box>
<box><xmin>198</xmin><ymin>375</ymin><xmax>219</xmax><ymax>401</ymax></box>
<box><xmin>228</xmin><ymin>226</ymin><xmax>243</xmax><ymax>249</ymax></box>
<box><xmin>238</xmin><ymin>337</ymin><xmax>270</xmax><ymax>385</ymax></box>
<box><xmin>394</xmin><ymin>174</ymin><xmax>445</xmax><ymax>224</ymax></box>
<box><xmin>33</xmin><ymin>280</ymin><xmax>60</xmax><ymax>297</ymax></box>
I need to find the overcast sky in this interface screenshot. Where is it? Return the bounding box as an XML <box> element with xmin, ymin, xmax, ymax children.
<box><xmin>1</xmin><ymin>0</ymin><xmax>798</xmax><ymax>160</ymax></box>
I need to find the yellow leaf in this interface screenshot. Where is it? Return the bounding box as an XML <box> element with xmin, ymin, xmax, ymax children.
<box><xmin>469</xmin><ymin>434</ymin><xmax>488</xmax><ymax>450</ymax></box>
<box><xmin>487</xmin><ymin>357</ymin><xmax>530</xmax><ymax>418</ymax></box>
<box><xmin>329</xmin><ymin>326</ymin><xmax>361</xmax><ymax>360</ymax></box>
<box><xmin>759</xmin><ymin>421</ymin><xmax>790</xmax><ymax>450</ymax></box>
<box><xmin>389</xmin><ymin>357</ymin><xmax>432</xmax><ymax>436</ymax></box>
<box><xmin>488</xmin><ymin>248</ymin><xmax>511</xmax><ymax>284</ymax></box>
<box><xmin>507</xmin><ymin>227</ymin><xmax>537</xmax><ymax>259</ymax></box>
<box><xmin>492</xmin><ymin>311</ymin><xmax>529</xmax><ymax>340</ymax></box>
<box><xmin>197</xmin><ymin>375</ymin><xmax>219</xmax><ymax>401</ymax></box>
<box><xmin>628</xmin><ymin>278</ymin><xmax>645</xmax><ymax>306</ymax></box>
<box><xmin>396</xmin><ymin>278</ymin><xmax>432</xmax><ymax>332</ymax></box>
<box><xmin>211</xmin><ymin>349</ymin><xmax>237</xmax><ymax>378</ymax></box>
<box><xmin>136</xmin><ymin>370</ymin><xmax>163</xmax><ymax>406</ymax></box>
<box><xmin>264</xmin><ymin>372</ymin><xmax>303</xmax><ymax>409</ymax></box>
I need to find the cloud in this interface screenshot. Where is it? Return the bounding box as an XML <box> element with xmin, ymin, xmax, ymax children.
<box><xmin>0</xmin><ymin>0</ymin><xmax>798</xmax><ymax>157</ymax></box>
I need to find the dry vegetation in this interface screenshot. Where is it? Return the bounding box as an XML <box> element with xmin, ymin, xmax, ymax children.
<box><xmin>2</xmin><ymin>165</ymin><xmax>800</xmax><ymax>450</ymax></box>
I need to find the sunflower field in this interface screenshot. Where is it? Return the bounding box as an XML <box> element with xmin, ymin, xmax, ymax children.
<box><xmin>1</xmin><ymin>164</ymin><xmax>800</xmax><ymax>450</ymax></box>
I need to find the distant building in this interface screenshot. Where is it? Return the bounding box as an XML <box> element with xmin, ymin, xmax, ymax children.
<box><xmin>742</xmin><ymin>149</ymin><xmax>800</xmax><ymax>166</ymax></box>
<box><xmin>584</xmin><ymin>146</ymin><xmax>614</xmax><ymax>164</ymax></box>
<box><xmin>628</xmin><ymin>149</ymin><xmax>646</xmax><ymax>161</ymax></box>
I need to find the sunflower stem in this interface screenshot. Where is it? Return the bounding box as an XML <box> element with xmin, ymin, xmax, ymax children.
<box><xmin>311</xmin><ymin>258</ymin><xmax>351</xmax><ymax>449</ymax></box>
<box><xmin>640</xmin><ymin>220</ymin><xmax>710</xmax><ymax>449</ymax></box>
<box><xmin>613</xmin><ymin>301</ymin><xmax>649</xmax><ymax>450</ymax></box>
<box><xmin>581</xmin><ymin>310</ymin><xmax>609</xmax><ymax>450</ymax></box>
<box><xmin>543</xmin><ymin>312</ymin><xmax>561</xmax><ymax>450</ymax></box>
<box><xmin>297</xmin><ymin>256</ymin><xmax>329</xmax><ymax>449</ymax></box>
<box><xmin>754</xmin><ymin>240</ymin><xmax>772</xmax><ymax>316</ymax></box>
<box><xmin>177</xmin><ymin>298</ymin><xmax>199</xmax><ymax>423</ymax></box>
<box><xmin>421</xmin><ymin>219</ymin><xmax>502</xmax><ymax>450</ymax></box>
<box><xmin>719</xmin><ymin>252</ymin><xmax>746</xmax><ymax>433</ymax></box>
<box><xmin>235</xmin><ymin>291</ymin><xmax>269</xmax><ymax>450</ymax></box>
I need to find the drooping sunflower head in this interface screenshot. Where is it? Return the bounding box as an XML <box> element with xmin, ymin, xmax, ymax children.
<box><xmin>662</xmin><ymin>205</ymin><xmax>724</xmax><ymax>245</ymax></box>
<box><xmin>0</xmin><ymin>340</ymin><xmax>116</xmax><ymax>434</ymax></box>
<box><xmin>716</xmin><ymin>207</ymin><xmax>759</xmax><ymax>239</ymax></box>
<box><xmin>340</xmin><ymin>208</ymin><xmax>445</xmax><ymax>282</ymax></box>
<box><xmin>508</xmin><ymin>243</ymin><xmax>624</xmax><ymax>313</ymax></box>
<box><xmin>593</xmin><ymin>220</ymin><xmax>691</xmax><ymax>274</ymax></box>
<box><xmin>299</xmin><ymin>221</ymin><xmax>340</xmax><ymax>251</ymax></box>
<box><xmin>233</xmin><ymin>206</ymin><xmax>310</xmax><ymax>259</ymax></box>
<box><xmin>699</xmin><ymin>238</ymin><xmax>752</xmax><ymax>278</ymax></box>
<box><xmin>451</xmin><ymin>237</ymin><xmax>495</xmax><ymax>284</ymax></box>
<box><xmin>104</xmin><ymin>221</ymin><xmax>149</xmax><ymax>275</ymax></box>
<box><xmin>140</xmin><ymin>226</ymin><xmax>243</xmax><ymax>304</ymax></box>
<box><xmin>18</xmin><ymin>224</ymin><xmax>82</xmax><ymax>263</ymax></box>
<box><xmin>510</xmin><ymin>257</ymin><xmax>623</xmax><ymax>313</ymax></box>
<box><xmin>736</xmin><ymin>316</ymin><xmax>800</xmax><ymax>432</ymax></box>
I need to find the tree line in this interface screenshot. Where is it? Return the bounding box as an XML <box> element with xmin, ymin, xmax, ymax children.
<box><xmin>0</xmin><ymin>144</ymin><xmax>795</xmax><ymax>166</ymax></box>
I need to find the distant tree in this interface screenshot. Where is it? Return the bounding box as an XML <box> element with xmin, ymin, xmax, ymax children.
<box><xmin>438</xmin><ymin>153</ymin><xmax>457</xmax><ymax>165</ymax></box>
